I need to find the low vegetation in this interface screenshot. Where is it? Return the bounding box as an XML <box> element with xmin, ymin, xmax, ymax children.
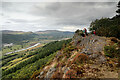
<box><xmin>104</xmin><ymin>45</ymin><xmax>120</xmax><ymax>58</ymax></box>
<box><xmin>71</xmin><ymin>53</ymin><xmax>89</xmax><ymax>65</ymax></box>
<box><xmin>2</xmin><ymin>53</ymin><xmax>55</xmax><ymax>79</ymax></box>
<box><xmin>65</xmin><ymin>69</ymin><xmax>77</xmax><ymax>78</ymax></box>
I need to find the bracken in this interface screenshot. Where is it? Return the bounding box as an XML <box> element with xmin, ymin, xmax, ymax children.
<box><xmin>65</xmin><ymin>69</ymin><xmax>77</xmax><ymax>78</ymax></box>
<box><xmin>51</xmin><ymin>71</ymin><xmax>63</xmax><ymax>78</ymax></box>
<box><xmin>71</xmin><ymin>53</ymin><xmax>88</xmax><ymax>65</ymax></box>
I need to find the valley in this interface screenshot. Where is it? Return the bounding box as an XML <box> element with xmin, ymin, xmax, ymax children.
<box><xmin>1</xmin><ymin>30</ymin><xmax>73</xmax><ymax>79</ymax></box>
<box><xmin>1</xmin><ymin>30</ymin><xmax>74</xmax><ymax>54</ymax></box>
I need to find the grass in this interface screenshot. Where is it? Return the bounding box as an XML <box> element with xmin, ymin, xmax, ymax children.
<box><xmin>11</xmin><ymin>58</ymin><xmax>22</xmax><ymax>63</ymax></box>
<box><xmin>1</xmin><ymin>40</ymin><xmax>51</xmax><ymax>55</ymax></box>
<box><xmin>2</xmin><ymin>45</ymin><xmax>22</xmax><ymax>54</ymax></box>
<box><xmin>2</xmin><ymin>42</ymin><xmax>45</xmax><ymax>70</ymax></box>
<box><xmin>2</xmin><ymin>43</ymin><xmax>32</xmax><ymax>55</ymax></box>
<box><xmin>1</xmin><ymin>39</ymin><xmax>58</xmax><ymax>54</ymax></box>
<box><xmin>3</xmin><ymin>56</ymin><xmax>34</xmax><ymax>70</ymax></box>
<box><xmin>3</xmin><ymin>53</ymin><xmax>55</xmax><ymax>79</ymax></box>
<box><xmin>2</xmin><ymin>41</ymin><xmax>40</xmax><ymax>54</ymax></box>
<box><xmin>2</xmin><ymin>44</ymin><xmax>44</xmax><ymax>70</ymax></box>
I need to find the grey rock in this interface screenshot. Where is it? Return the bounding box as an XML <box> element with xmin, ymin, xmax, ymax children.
<box><xmin>80</xmin><ymin>48</ymin><xmax>92</xmax><ymax>55</ymax></box>
<box><xmin>36</xmin><ymin>75</ymin><xmax>40</xmax><ymax>78</ymax></box>
<box><xmin>40</xmin><ymin>71</ymin><xmax>44</xmax><ymax>75</ymax></box>
<box><xmin>50</xmin><ymin>67</ymin><xmax>56</xmax><ymax>71</ymax></box>
<box><xmin>45</xmin><ymin>67</ymin><xmax>56</xmax><ymax>78</ymax></box>
<box><xmin>86</xmin><ymin>52</ymin><xmax>93</xmax><ymax>55</ymax></box>
<box><xmin>89</xmin><ymin>53</ymin><xmax>99</xmax><ymax>59</ymax></box>
<box><xmin>38</xmin><ymin>71</ymin><xmax>45</xmax><ymax>78</ymax></box>
<box><xmin>98</xmin><ymin>56</ymin><xmax>106</xmax><ymax>63</ymax></box>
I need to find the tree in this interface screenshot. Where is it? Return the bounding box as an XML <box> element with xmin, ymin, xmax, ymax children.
<box><xmin>116</xmin><ymin>1</ymin><xmax>120</xmax><ymax>16</ymax></box>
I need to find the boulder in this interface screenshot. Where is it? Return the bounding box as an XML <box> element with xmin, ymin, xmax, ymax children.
<box><xmin>80</xmin><ymin>49</ymin><xmax>92</xmax><ymax>55</ymax></box>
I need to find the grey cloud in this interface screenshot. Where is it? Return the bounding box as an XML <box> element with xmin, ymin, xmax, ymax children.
<box><xmin>2</xmin><ymin>0</ymin><xmax>119</xmax><ymax>2</ymax></box>
<box><xmin>31</xmin><ymin>2</ymin><xmax>117</xmax><ymax>25</ymax></box>
<box><xmin>9</xmin><ymin>19</ymin><xmax>29</xmax><ymax>23</ymax></box>
<box><xmin>1</xmin><ymin>2</ymin><xmax>118</xmax><ymax>31</ymax></box>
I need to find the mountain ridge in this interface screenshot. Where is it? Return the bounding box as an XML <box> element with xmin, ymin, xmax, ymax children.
<box><xmin>1</xmin><ymin>30</ymin><xmax>74</xmax><ymax>34</ymax></box>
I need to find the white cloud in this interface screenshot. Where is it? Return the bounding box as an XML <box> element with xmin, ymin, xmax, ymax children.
<box><xmin>58</xmin><ymin>26</ymin><xmax>80</xmax><ymax>31</ymax></box>
<box><xmin>58</xmin><ymin>25</ymin><xmax>89</xmax><ymax>32</ymax></box>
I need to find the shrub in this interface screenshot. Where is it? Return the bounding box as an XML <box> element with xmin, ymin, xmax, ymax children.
<box><xmin>62</xmin><ymin>45</ymin><xmax>77</xmax><ymax>58</ymax></box>
<box><xmin>104</xmin><ymin>45</ymin><xmax>119</xmax><ymax>58</ymax></box>
<box><xmin>31</xmin><ymin>71</ymin><xmax>40</xmax><ymax>79</ymax></box>
<box><xmin>111</xmin><ymin>37</ymin><xmax>118</xmax><ymax>43</ymax></box>
<box><xmin>51</xmin><ymin>71</ymin><xmax>63</xmax><ymax>78</ymax></box>
<box><xmin>57</xmin><ymin>54</ymin><xmax>64</xmax><ymax>61</ymax></box>
<box><xmin>77</xmin><ymin>39</ymin><xmax>81</xmax><ymax>44</ymax></box>
<box><xmin>71</xmin><ymin>53</ymin><xmax>88</xmax><ymax>65</ymax></box>
<box><xmin>70</xmin><ymin>64</ymin><xmax>85</xmax><ymax>77</ymax></box>
<box><xmin>75</xmin><ymin>29</ymin><xmax>80</xmax><ymax>33</ymax></box>
<box><xmin>65</xmin><ymin>69</ymin><xmax>77</xmax><ymax>78</ymax></box>
<box><xmin>117</xmin><ymin>57</ymin><xmax>120</xmax><ymax>67</ymax></box>
<box><xmin>54</xmin><ymin>63</ymin><xmax>58</xmax><ymax>68</ymax></box>
<box><xmin>63</xmin><ymin>45</ymin><xmax>76</xmax><ymax>54</ymax></box>
<box><xmin>117</xmin><ymin>41</ymin><xmax>120</xmax><ymax>47</ymax></box>
<box><xmin>89</xmin><ymin>17</ymin><xmax>120</xmax><ymax>39</ymax></box>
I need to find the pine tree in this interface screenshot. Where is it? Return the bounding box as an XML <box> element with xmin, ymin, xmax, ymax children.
<box><xmin>116</xmin><ymin>1</ymin><xmax>120</xmax><ymax>16</ymax></box>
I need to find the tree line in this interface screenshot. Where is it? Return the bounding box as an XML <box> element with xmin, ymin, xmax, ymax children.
<box><xmin>89</xmin><ymin>1</ymin><xmax>120</xmax><ymax>39</ymax></box>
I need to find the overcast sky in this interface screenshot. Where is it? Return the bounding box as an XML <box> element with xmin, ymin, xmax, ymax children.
<box><xmin>0</xmin><ymin>1</ymin><xmax>119</xmax><ymax>32</ymax></box>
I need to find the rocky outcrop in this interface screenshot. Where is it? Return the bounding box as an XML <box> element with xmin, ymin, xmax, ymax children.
<box><xmin>36</xmin><ymin>31</ymin><xmax>119</xmax><ymax>79</ymax></box>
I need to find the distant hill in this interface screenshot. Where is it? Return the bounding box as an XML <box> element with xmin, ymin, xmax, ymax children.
<box><xmin>1</xmin><ymin>30</ymin><xmax>33</xmax><ymax>34</ymax></box>
<box><xmin>2</xmin><ymin>33</ymin><xmax>38</xmax><ymax>44</ymax></box>
<box><xmin>35</xmin><ymin>30</ymin><xmax>74</xmax><ymax>39</ymax></box>
<box><xmin>35</xmin><ymin>30</ymin><xmax>74</xmax><ymax>34</ymax></box>
<box><xmin>1</xmin><ymin>30</ymin><xmax>24</xmax><ymax>34</ymax></box>
<box><xmin>35</xmin><ymin>30</ymin><xmax>61</xmax><ymax>34</ymax></box>
<box><xmin>1</xmin><ymin>30</ymin><xmax>74</xmax><ymax>34</ymax></box>
<box><xmin>2</xmin><ymin>30</ymin><xmax>74</xmax><ymax>44</ymax></box>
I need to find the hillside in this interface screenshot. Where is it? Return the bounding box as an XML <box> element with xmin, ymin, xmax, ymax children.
<box><xmin>2</xmin><ymin>30</ymin><xmax>74</xmax><ymax>44</ymax></box>
<box><xmin>1</xmin><ymin>39</ymin><xmax>72</xmax><ymax>79</ymax></box>
<box><xmin>33</xmin><ymin>30</ymin><xmax>120</xmax><ymax>79</ymax></box>
<box><xmin>2</xmin><ymin>33</ymin><xmax>38</xmax><ymax>44</ymax></box>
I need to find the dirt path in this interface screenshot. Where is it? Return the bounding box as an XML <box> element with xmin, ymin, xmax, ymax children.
<box><xmin>80</xmin><ymin>35</ymin><xmax>107</xmax><ymax>54</ymax></box>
